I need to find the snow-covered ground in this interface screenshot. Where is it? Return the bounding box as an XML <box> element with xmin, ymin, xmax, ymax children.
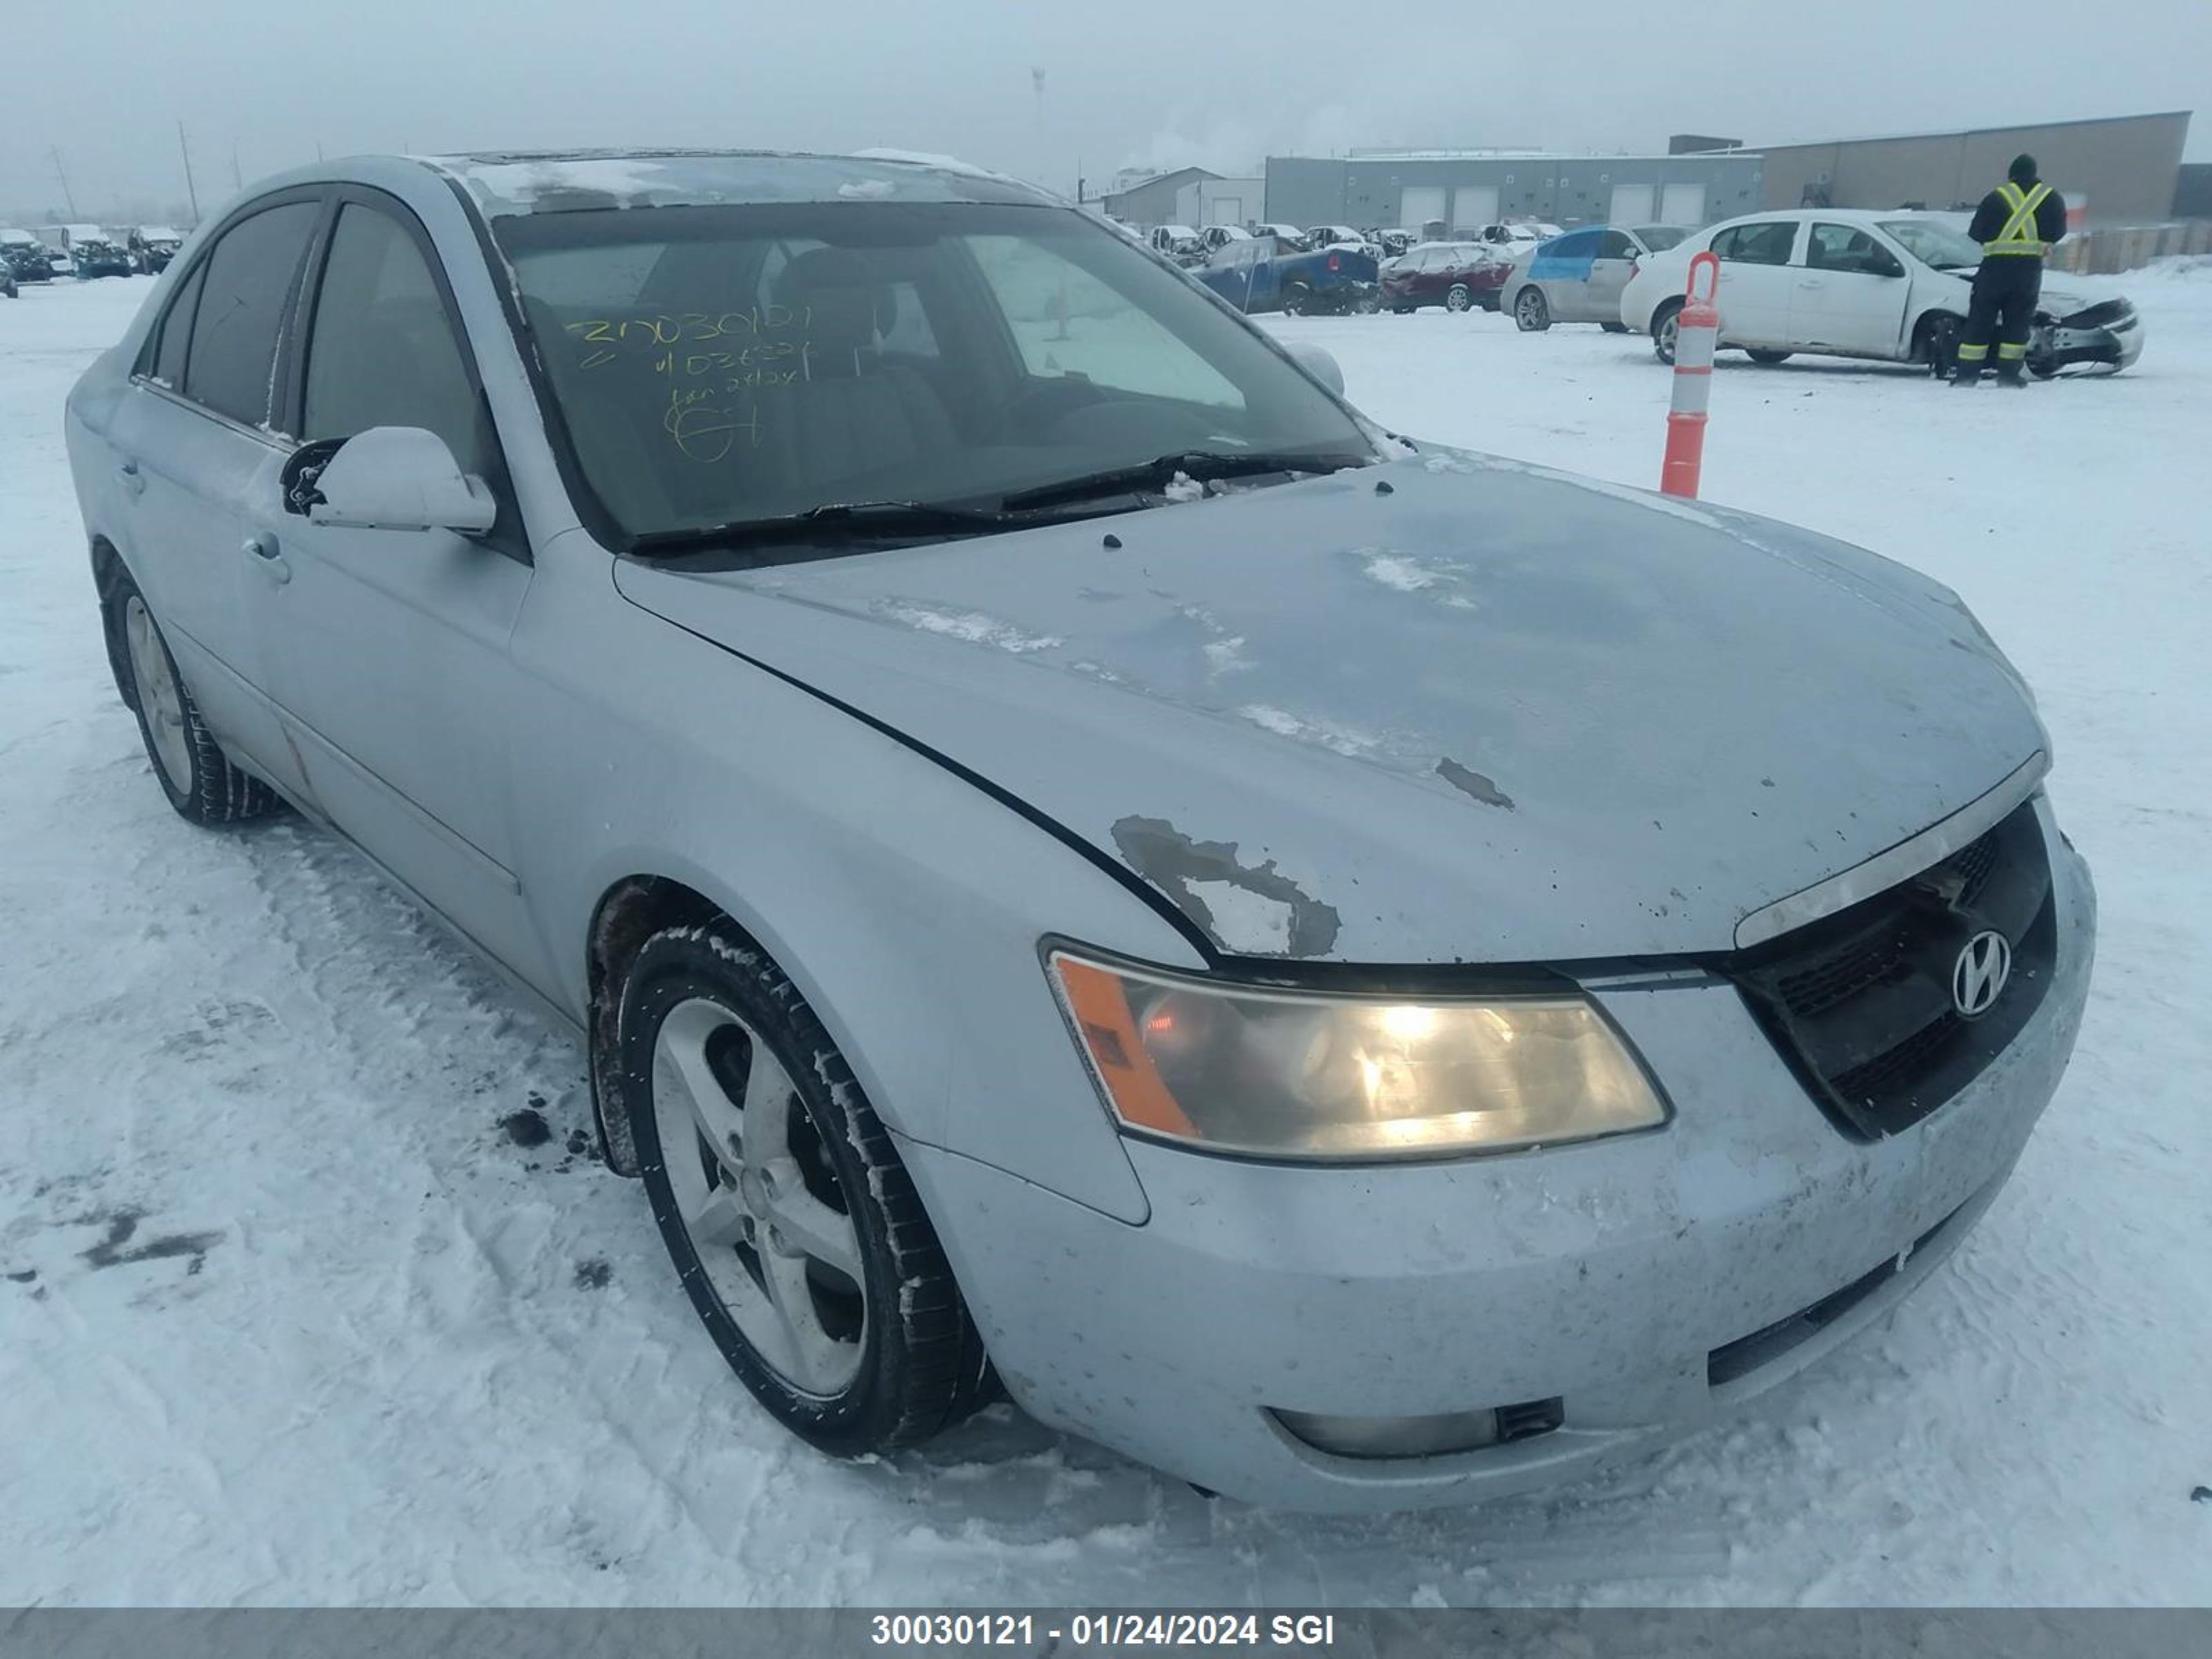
<box><xmin>3</xmin><ymin>272</ymin><xmax>2208</xmax><ymax>1607</ymax></box>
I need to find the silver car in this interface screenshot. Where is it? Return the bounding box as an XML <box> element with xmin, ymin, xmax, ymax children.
<box><xmin>1503</xmin><ymin>224</ymin><xmax>1689</xmax><ymax>332</ymax></box>
<box><xmin>66</xmin><ymin>151</ymin><xmax>2094</xmax><ymax>1512</ymax></box>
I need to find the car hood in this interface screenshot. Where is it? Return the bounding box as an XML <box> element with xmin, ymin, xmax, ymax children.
<box><xmin>612</xmin><ymin>449</ymin><xmax>2045</xmax><ymax>965</ymax></box>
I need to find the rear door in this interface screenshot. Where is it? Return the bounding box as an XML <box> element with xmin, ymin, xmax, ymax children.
<box><xmin>1707</xmin><ymin>218</ymin><xmax>1801</xmax><ymax>346</ymax></box>
<box><xmin>245</xmin><ymin>189</ymin><xmax>544</xmax><ymax>979</ymax></box>
<box><xmin>1527</xmin><ymin>228</ymin><xmax>1601</xmax><ymax>317</ymax></box>
<box><xmin>105</xmin><ymin>194</ymin><xmax>324</xmax><ymax>796</ymax></box>
<box><xmin>1790</xmin><ymin>222</ymin><xmax>1912</xmax><ymax>357</ymax></box>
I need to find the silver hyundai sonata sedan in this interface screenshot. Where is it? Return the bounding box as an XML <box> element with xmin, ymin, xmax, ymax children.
<box><xmin>64</xmin><ymin>149</ymin><xmax>2094</xmax><ymax>1512</ymax></box>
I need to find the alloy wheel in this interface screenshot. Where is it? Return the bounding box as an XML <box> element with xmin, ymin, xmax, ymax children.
<box><xmin>650</xmin><ymin>996</ymin><xmax>867</xmax><ymax>1398</ymax></box>
<box><xmin>124</xmin><ymin>596</ymin><xmax>192</xmax><ymax>791</ymax></box>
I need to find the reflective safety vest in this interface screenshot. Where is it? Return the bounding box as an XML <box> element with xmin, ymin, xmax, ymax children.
<box><xmin>1985</xmin><ymin>181</ymin><xmax>2054</xmax><ymax>256</ymax></box>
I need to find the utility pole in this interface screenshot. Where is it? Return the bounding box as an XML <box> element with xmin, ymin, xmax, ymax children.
<box><xmin>176</xmin><ymin>122</ymin><xmax>201</xmax><ymax>225</ymax></box>
<box><xmin>50</xmin><ymin>148</ymin><xmax>78</xmax><ymax>217</ymax></box>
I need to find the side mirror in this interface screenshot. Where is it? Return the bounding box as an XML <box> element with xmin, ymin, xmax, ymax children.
<box><xmin>1286</xmin><ymin>342</ymin><xmax>1345</xmax><ymax>396</ymax></box>
<box><xmin>306</xmin><ymin>427</ymin><xmax>496</xmax><ymax>534</ymax></box>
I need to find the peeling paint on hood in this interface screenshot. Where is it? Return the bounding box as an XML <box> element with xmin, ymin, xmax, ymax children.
<box><xmin>614</xmin><ymin>447</ymin><xmax>2047</xmax><ymax>964</ymax></box>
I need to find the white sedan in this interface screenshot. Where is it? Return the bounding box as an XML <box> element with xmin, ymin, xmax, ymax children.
<box><xmin>1619</xmin><ymin>209</ymin><xmax>2144</xmax><ymax>376</ymax></box>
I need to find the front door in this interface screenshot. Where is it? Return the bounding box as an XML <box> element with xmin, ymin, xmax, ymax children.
<box><xmin>1790</xmin><ymin>222</ymin><xmax>1912</xmax><ymax>357</ymax></box>
<box><xmin>243</xmin><ymin>191</ymin><xmax>545</xmax><ymax>983</ymax></box>
<box><xmin>106</xmin><ymin>196</ymin><xmax>324</xmax><ymax>796</ymax></box>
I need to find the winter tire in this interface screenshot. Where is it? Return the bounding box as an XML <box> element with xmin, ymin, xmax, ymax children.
<box><xmin>619</xmin><ymin>923</ymin><xmax>991</xmax><ymax>1456</ymax></box>
<box><xmin>1920</xmin><ymin>314</ymin><xmax>1963</xmax><ymax>379</ymax></box>
<box><xmin>104</xmin><ymin>570</ymin><xmax>281</xmax><ymax>825</ymax></box>
<box><xmin>1651</xmin><ymin>299</ymin><xmax>1685</xmax><ymax>365</ymax></box>
<box><xmin>1513</xmin><ymin>287</ymin><xmax>1550</xmax><ymax>331</ymax></box>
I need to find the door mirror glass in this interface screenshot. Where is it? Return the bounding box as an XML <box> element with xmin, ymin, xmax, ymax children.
<box><xmin>305</xmin><ymin>426</ymin><xmax>497</xmax><ymax>534</ymax></box>
<box><xmin>1286</xmin><ymin>342</ymin><xmax>1344</xmax><ymax>396</ymax></box>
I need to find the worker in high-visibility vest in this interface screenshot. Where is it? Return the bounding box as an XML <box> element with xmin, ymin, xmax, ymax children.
<box><xmin>1953</xmin><ymin>154</ymin><xmax>2068</xmax><ymax>386</ymax></box>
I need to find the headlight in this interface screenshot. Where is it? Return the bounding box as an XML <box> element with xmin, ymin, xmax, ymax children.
<box><xmin>1047</xmin><ymin>948</ymin><xmax>1665</xmax><ymax>1161</ymax></box>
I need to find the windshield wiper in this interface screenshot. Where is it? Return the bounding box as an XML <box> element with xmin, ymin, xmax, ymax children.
<box><xmin>995</xmin><ymin>449</ymin><xmax>1369</xmax><ymax>513</ymax></box>
<box><xmin>628</xmin><ymin>498</ymin><xmax>1096</xmax><ymax>559</ymax></box>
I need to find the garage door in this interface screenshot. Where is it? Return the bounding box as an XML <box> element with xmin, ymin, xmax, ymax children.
<box><xmin>1660</xmin><ymin>182</ymin><xmax>1707</xmax><ymax>225</ymax></box>
<box><xmin>1609</xmin><ymin>183</ymin><xmax>1656</xmax><ymax>224</ymax></box>
<box><xmin>1399</xmin><ymin>186</ymin><xmax>1446</xmax><ymax>229</ymax></box>
<box><xmin>1452</xmin><ymin>186</ymin><xmax>1499</xmax><ymax>229</ymax></box>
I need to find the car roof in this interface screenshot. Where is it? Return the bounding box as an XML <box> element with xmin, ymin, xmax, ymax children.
<box><xmin>395</xmin><ymin>148</ymin><xmax>1060</xmax><ymax>218</ymax></box>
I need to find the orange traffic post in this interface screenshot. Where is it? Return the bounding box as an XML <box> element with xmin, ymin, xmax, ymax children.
<box><xmin>1660</xmin><ymin>251</ymin><xmax>1721</xmax><ymax>498</ymax></box>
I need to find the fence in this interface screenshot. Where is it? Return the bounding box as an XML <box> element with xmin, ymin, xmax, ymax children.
<box><xmin>2049</xmin><ymin>219</ymin><xmax>2212</xmax><ymax>275</ymax></box>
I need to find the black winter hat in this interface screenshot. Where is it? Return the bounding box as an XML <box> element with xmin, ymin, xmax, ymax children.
<box><xmin>2009</xmin><ymin>153</ymin><xmax>2038</xmax><ymax>183</ymax></box>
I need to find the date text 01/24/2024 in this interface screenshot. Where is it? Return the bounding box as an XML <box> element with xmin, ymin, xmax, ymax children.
<box><xmin>871</xmin><ymin>1613</ymin><xmax>1338</xmax><ymax>1649</ymax></box>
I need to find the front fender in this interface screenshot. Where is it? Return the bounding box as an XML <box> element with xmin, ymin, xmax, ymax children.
<box><xmin>508</xmin><ymin>538</ymin><xmax>1179</xmax><ymax>1224</ymax></box>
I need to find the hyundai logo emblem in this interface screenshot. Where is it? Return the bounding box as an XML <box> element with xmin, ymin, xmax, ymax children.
<box><xmin>1951</xmin><ymin>930</ymin><xmax>2012</xmax><ymax>1019</ymax></box>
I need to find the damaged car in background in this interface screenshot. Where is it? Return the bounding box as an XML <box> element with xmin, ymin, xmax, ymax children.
<box><xmin>1624</xmin><ymin>209</ymin><xmax>2144</xmax><ymax>375</ymax></box>
<box><xmin>66</xmin><ymin>149</ymin><xmax>2093</xmax><ymax>1512</ymax></box>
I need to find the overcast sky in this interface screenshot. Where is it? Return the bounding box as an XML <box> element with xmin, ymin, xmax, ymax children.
<box><xmin>5</xmin><ymin>0</ymin><xmax>2206</xmax><ymax>220</ymax></box>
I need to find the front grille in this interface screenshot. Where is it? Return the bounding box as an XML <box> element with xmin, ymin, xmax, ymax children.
<box><xmin>1718</xmin><ymin>798</ymin><xmax>2056</xmax><ymax>1138</ymax></box>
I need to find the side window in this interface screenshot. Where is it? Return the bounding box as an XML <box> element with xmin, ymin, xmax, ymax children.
<box><xmin>1554</xmin><ymin>230</ymin><xmax>1602</xmax><ymax>258</ymax></box>
<box><xmin>877</xmin><ymin>281</ymin><xmax>940</xmax><ymax>359</ymax></box>
<box><xmin>302</xmin><ymin>204</ymin><xmax>486</xmax><ymax>473</ymax></box>
<box><xmin>1808</xmin><ymin>224</ymin><xmax>1904</xmax><ymax>278</ymax></box>
<box><xmin>968</xmin><ymin>234</ymin><xmax>1243</xmax><ymax>410</ymax></box>
<box><xmin>1712</xmin><ymin>221</ymin><xmax>1796</xmax><ymax>266</ymax></box>
<box><xmin>182</xmin><ymin>201</ymin><xmax>319</xmax><ymax>427</ymax></box>
<box><xmin>151</xmin><ymin>259</ymin><xmax>207</xmax><ymax>386</ymax></box>
<box><xmin>1599</xmin><ymin>229</ymin><xmax>1638</xmax><ymax>260</ymax></box>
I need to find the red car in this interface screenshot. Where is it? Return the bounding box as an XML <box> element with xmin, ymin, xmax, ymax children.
<box><xmin>1380</xmin><ymin>241</ymin><xmax>1512</xmax><ymax>314</ymax></box>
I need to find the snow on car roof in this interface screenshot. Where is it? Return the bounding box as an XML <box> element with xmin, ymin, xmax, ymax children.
<box><xmin>425</xmin><ymin>149</ymin><xmax>1056</xmax><ymax>217</ymax></box>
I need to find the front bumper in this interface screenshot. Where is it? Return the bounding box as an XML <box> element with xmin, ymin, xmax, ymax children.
<box><xmin>908</xmin><ymin>804</ymin><xmax>2093</xmax><ymax>1512</ymax></box>
<box><xmin>2034</xmin><ymin>306</ymin><xmax>2144</xmax><ymax>373</ymax></box>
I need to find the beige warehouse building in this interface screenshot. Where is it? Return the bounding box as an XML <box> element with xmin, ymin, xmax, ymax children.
<box><xmin>1680</xmin><ymin>111</ymin><xmax>2191</xmax><ymax>225</ymax></box>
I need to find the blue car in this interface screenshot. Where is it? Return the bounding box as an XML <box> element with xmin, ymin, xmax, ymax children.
<box><xmin>1195</xmin><ymin>234</ymin><xmax>1379</xmax><ymax>316</ymax></box>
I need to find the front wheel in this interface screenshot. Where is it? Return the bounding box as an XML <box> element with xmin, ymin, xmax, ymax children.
<box><xmin>1513</xmin><ymin>287</ymin><xmax>1551</xmax><ymax>332</ymax></box>
<box><xmin>1444</xmin><ymin>283</ymin><xmax>1472</xmax><ymax>314</ymax></box>
<box><xmin>619</xmin><ymin>924</ymin><xmax>991</xmax><ymax>1456</ymax></box>
<box><xmin>1651</xmin><ymin>299</ymin><xmax>1685</xmax><ymax>365</ymax></box>
<box><xmin>1919</xmin><ymin>314</ymin><xmax>1963</xmax><ymax>379</ymax></box>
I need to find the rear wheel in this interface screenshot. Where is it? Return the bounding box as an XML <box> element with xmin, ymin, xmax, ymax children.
<box><xmin>1444</xmin><ymin>283</ymin><xmax>1472</xmax><ymax>314</ymax></box>
<box><xmin>1651</xmin><ymin>298</ymin><xmax>1685</xmax><ymax>365</ymax></box>
<box><xmin>1280</xmin><ymin>281</ymin><xmax>1312</xmax><ymax>317</ymax></box>
<box><xmin>1746</xmin><ymin>348</ymin><xmax>1793</xmax><ymax>365</ymax></box>
<box><xmin>1513</xmin><ymin>287</ymin><xmax>1551</xmax><ymax>332</ymax></box>
<box><xmin>103</xmin><ymin>570</ymin><xmax>280</xmax><ymax>825</ymax></box>
<box><xmin>619</xmin><ymin>924</ymin><xmax>991</xmax><ymax>1455</ymax></box>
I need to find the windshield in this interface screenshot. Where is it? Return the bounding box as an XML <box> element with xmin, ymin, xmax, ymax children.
<box><xmin>1880</xmin><ymin>219</ymin><xmax>1983</xmax><ymax>272</ymax></box>
<box><xmin>493</xmin><ymin>201</ymin><xmax>1372</xmax><ymax>543</ymax></box>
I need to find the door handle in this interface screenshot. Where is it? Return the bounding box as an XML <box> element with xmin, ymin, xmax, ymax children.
<box><xmin>243</xmin><ymin>534</ymin><xmax>290</xmax><ymax>584</ymax></box>
<box><xmin>116</xmin><ymin>460</ymin><xmax>144</xmax><ymax>496</ymax></box>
